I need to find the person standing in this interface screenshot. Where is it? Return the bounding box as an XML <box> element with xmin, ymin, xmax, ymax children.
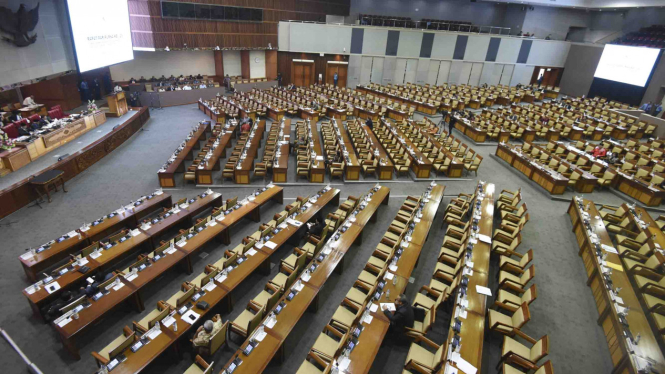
<box><xmin>277</xmin><ymin>72</ymin><xmax>282</xmax><ymax>87</ymax></box>
<box><xmin>333</xmin><ymin>72</ymin><xmax>338</xmax><ymax>87</ymax></box>
<box><xmin>80</xmin><ymin>80</ymin><xmax>90</xmax><ymax>102</ymax></box>
<box><xmin>224</xmin><ymin>74</ymin><xmax>231</xmax><ymax>92</ymax></box>
<box><xmin>103</xmin><ymin>72</ymin><xmax>112</xmax><ymax>95</ymax></box>
<box><xmin>365</xmin><ymin>116</ymin><xmax>373</xmax><ymax>130</ymax></box>
<box><xmin>448</xmin><ymin>111</ymin><xmax>457</xmax><ymax>137</ymax></box>
<box><xmin>92</xmin><ymin>78</ymin><xmax>101</xmax><ymax>101</ymax></box>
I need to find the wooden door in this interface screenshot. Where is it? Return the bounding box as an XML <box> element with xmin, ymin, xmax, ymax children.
<box><xmin>326</xmin><ymin>65</ymin><xmax>337</xmax><ymax>85</ymax></box>
<box><xmin>294</xmin><ymin>63</ymin><xmax>304</xmax><ymax>86</ymax></box>
<box><xmin>337</xmin><ymin>65</ymin><xmax>348</xmax><ymax>88</ymax></box>
<box><xmin>303</xmin><ymin>63</ymin><xmax>313</xmax><ymax>86</ymax></box>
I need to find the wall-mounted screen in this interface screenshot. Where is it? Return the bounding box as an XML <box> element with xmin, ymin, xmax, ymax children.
<box><xmin>66</xmin><ymin>0</ymin><xmax>134</xmax><ymax>73</ymax></box>
<box><xmin>593</xmin><ymin>44</ymin><xmax>659</xmax><ymax>87</ymax></box>
<box><xmin>161</xmin><ymin>1</ymin><xmax>263</xmax><ymax>22</ymax></box>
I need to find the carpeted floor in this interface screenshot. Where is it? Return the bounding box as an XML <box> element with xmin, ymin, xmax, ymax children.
<box><xmin>0</xmin><ymin>103</ymin><xmax>640</xmax><ymax>374</ymax></box>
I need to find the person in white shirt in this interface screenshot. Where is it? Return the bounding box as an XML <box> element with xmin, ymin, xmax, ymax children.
<box><xmin>199</xmin><ymin>83</ymin><xmax>207</xmax><ymax>89</ymax></box>
<box><xmin>183</xmin><ymin>85</ymin><xmax>192</xmax><ymax>91</ymax></box>
<box><xmin>114</xmin><ymin>85</ymin><xmax>123</xmax><ymax>93</ymax></box>
<box><xmin>23</xmin><ymin>95</ymin><xmax>37</xmax><ymax>107</ymax></box>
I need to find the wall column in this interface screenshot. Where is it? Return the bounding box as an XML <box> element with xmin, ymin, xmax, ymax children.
<box><xmin>240</xmin><ymin>51</ymin><xmax>250</xmax><ymax>79</ymax></box>
<box><xmin>214</xmin><ymin>50</ymin><xmax>224</xmax><ymax>78</ymax></box>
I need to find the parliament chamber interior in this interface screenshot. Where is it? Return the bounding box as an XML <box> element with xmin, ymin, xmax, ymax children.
<box><xmin>3</xmin><ymin>1</ymin><xmax>665</xmax><ymax>374</ymax></box>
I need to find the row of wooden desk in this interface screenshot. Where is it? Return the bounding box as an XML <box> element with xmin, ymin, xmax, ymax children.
<box><xmin>158</xmin><ymin>122</ymin><xmax>211</xmax><ymax>188</ymax></box>
<box><xmin>340</xmin><ymin>184</ymin><xmax>445</xmax><ymax>373</ymax></box>
<box><xmin>23</xmin><ymin>192</ymin><xmax>222</xmax><ymax>320</ymax></box>
<box><xmin>234</xmin><ymin>121</ymin><xmax>266</xmax><ymax>184</ymax></box>
<box><xmin>307</xmin><ymin>120</ymin><xmax>326</xmax><ymax>183</ymax></box>
<box><xmin>356</xmin><ymin>85</ymin><xmax>437</xmax><ymax>116</ymax></box>
<box><xmin>378</xmin><ymin>119</ymin><xmax>433</xmax><ymax>178</ymax></box>
<box><xmin>55</xmin><ymin>187</ymin><xmax>284</xmax><ymax>361</ymax></box>
<box><xmin>19</xmin><ymin>192</ymin><xmax>174</xmax><ymax>282</ymax></box>
<box><xmin>221</xmin><ymin>186</ymin><xmax>390</xmax><ymax>373</ymax></box>
<box><xmin>404</xmin><ymin>121</ymin><xmax>464</xmax><ymax>178</ymax></box>
<box><xmin>348</xmin><ymin>119</ymin><xmax>394</xmax><ymax>180</ymax></box>
<box><xmin>271</xmin><ymin>119</ymin><xmax>291</xmax><ymax>183</ymax></box>
<box><xmin>101</xmin><ymin>186</ymin><xmax>339</xmax><ymax>373</ymax></box>
<box><xmin>568</xmin><ymin>199</ymin><xmax>665</xmax><ymax>374</ymax></box>
<box><xmin>329</xmin><ymin>119</ymin><xmax>361</xmax><ymax>180</ymax></box>
<box><xmin>496</xmin><ymin>143</ymin><xmax>570</xmax><ymax>195</ymax></box>
<box><xmin>196</xmin><ymin>122</ymin><xmax>238</xmax><ymax>185</ymax></box>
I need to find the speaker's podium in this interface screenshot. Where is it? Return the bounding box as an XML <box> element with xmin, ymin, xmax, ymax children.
<box><xmin>107</xmin><ymin>92</ymin><xmax>128</xmax><ymax>117</ymax></box>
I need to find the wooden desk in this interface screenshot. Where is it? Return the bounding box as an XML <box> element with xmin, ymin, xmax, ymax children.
<box><xmin>614</xmin><ymin>172</ymin><xmax>665</xmax><ymax>207</ymax></box>
<box><xmin>222</xmin><ymin>186</ymin><xmax>390</xmax><ymax>373</ymax></box>
<box><xmin>309</xmin><ymin>121</ymin><xmax>326</xmax><ymax>183</ymax></box>
<box><xmin>19</xmin><ymin>193</ymin><xmax>172</xmax><ymax>282</ymax></box>
<box><xmin>234</xmin><ymin>121</ymin><xmax>266</xmax><ymax>184</ymax></box>
<box><xmin>408</xmin><ymin>123</ymin><xmax>463</xmax><ymax>178</ymax></box>
<box><xmin>30</xmin><ymin>169</ymin><xmax>66</xmax><ymax>203</ymax></box>
<box><xmin>331</xmin><ymin>120</ymin><xmax>361</xmax><ymax>180</ymax></box>
<box><xmin>158</xmin><ymin>122</ymin><xmax>209</xmax><ymax>187</ymax></box>
<box><xmin>355</xmin><ymin>120</ymin><xmax>394</xmax><ymax>180</ymax></box>
<box><xmin>104</xmin><ymin>188</ymin><xmax>338</xmax><ymax>373</ymax></box>
<box><xmin>381</xmin><ymin>119</ymin><xmax>432</xmax><ymax>178</ymax></box>
<box><xmin>496</xmin><ymin>143</ymin><xmax>569</xmax><ymax>195</ymax></box>
<box><xmin>568</xmin><ymin>199</ymin><xmax>665</xmax><ymax>374</ymax></box>
<box><xmin>272</xmin><ymin>119</ymin><xmax>292</xmax><ymax>183</ymax></box>
<box><xmin>196</xmin><ymin>123</ymin><xmax>238</xmax><ymax>185</ymax></box>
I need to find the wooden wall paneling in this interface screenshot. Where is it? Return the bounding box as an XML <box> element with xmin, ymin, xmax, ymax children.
<box><xmin>265</xmin><ymin>50</ymin><xmax>277</xmax><ymax>80</ymax></box>
<box><xmin>338</xmin><ymin>64</ymin><xmax>348</xmax><ymax>88</ymax></box>
<box><xmin>214</xmin><ymin>50</ymin><xmax>224</xmax><ymax>78</ymax></box>
<box><xmin>241</xmin><ymin>50</ymin><xmax>251</xmax><ymax>78</ymax></box>
<box><xmin>20</xmin><ymin>74</ymin><xmax>82</xmax><ymax>111</ymax></box>
<box><xmin>277</xmin><ymin>52</ymin><xmax>349</xmax><ymax>86</ymax></box>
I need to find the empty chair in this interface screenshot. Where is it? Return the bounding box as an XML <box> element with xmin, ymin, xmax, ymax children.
<box><xmin>498</xmin><ymin>332</ymin><xmax>550</xmax><ymax>371</ymax></box>
<box><xmin>494</xmin><ymin>284</ymin><xmax>538</xmax><ymax>312</ymax></box>
<box><xmin>311</xmin><ymin>324</ymin><xmax>348</xmax><ymax>362</ymax></box>
<box><xmin>488</xmin><ymin>302</ymin><xmax>531</xmax><ymax>336</ymax></box>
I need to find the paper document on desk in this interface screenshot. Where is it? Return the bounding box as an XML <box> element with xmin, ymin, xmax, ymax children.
<box><xmin>162</xmin><ymin>315</ymin><xmax>176</xmax><ymax>328</ymax></box>
<box><xmin>389</xmin><ymin>264</ymin><xmax>398</xmax><ymax>273</ymax></box>
<box><xmin>166</xmin><ymin>246</ymin><xmax>177</xmax><ymax>255</ymax></box>
<box><xmin>478</xmin><ymin>234</ymin><xmax>492</xmax><ymax>244</ymax></box>
<box><xmin>20</xmin><ymin>252</ymin><xmax>34</xmax><ymax>260</ymax></box>
<box><xmin>475</xmin><ymin>285</ymin><xmax>492</xmax><ymax>296</ymax></box>
<box><xmin>215</xmin><ymin>273</ymin><xmax>228</xmax><ymax>283</ymax></box>
<box><xmin>380</xmin><ymin>303</ymin><xmax>396</xmax><ymax>312</ymax></box>
<box><xmin>601</xmin><ymin>244</ymin><xmax>618</xmax><ymax>254</ymax></box>
<box><xmin>57</xmin><ymin>317</ymin><xmax>72</xmax><ymax>328</ymax></box>
<box><xmin>443</xmin><ymin>363</ymin><xmax>459</xmax><ymax>374</ymax></box>
<box><xmin>147</xmin><ymin>328</ymin><xmax>162</xmax><ymax>340</ymax></box>
<box><xmin>206</xmin><ymin>221</ymin><xmax>217</xmax><ymax>227</ymax></box>
<box><xmin>279</xmin><ymin>222</ymin><xmax>288</xmax><ymax>230</ymax></box>
<box><xmin>255</xmin><ymin>330</ymin><xmax>267</xmax><ymax>342</ymax></box>
<box><xmin>369</xmin><ymin>303</ymin><xmax>378</xmax><ymax>313</ymax></box>
<box><xmin>203</xmin><ymin>282</ymin><xmax>217</xmax><ymax>292</ymax></box>
<box><xmin>456</xmin><ymin>357</ymin><xmax>477</xmax><ymax>374</ymax></box>
<box><xmin>385</xmin><ymin>272</ymin><xmax>395</xmax><ymax>280</ymax></box>
<box><xmin>265</xmin><ymin>241</ymin><xmax>277</xmax><ymax>249</ymax></box>
<box><xmin>265</xmin><ymin>317</ymin><xmax>277</xmax><ymax>329</ymax></box>
<box><xmin>45</xmin><ymin>282</ymin><xmax>61</xmax><ymax>294</ymax></box>
<box><xmin>182</xmin><ymin>310</ymin><xmax>201</xmax><ymax>325</ymax></box>
<box><xmin>90</xmin><ymin>251</ymin><xmax>102</xmax><ymax>259</ymax></box>
<box><xmin>113</xmin><ymin>283</ymin><xmax>125</xmax><ymax>291</ymax></box>
<box><xmin>605</xmin><ymin>261</ymin><xmax>624</xmax><ymax>272</ymax></box>
<box><xmin>130</xmin><ymin>229</ymin><xmax>141</xmax><ymax>237</ymax></box>
<box><xmin>125</xmin><ymin>273</ymin><xmax>139</xmax><ymax>282</ymax></box>
<box><xmin>246</xmin><ymin>248</ymin><xmax>257</xmax><ymax>256</ymax></box>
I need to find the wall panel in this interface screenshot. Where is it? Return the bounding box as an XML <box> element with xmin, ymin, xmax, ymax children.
<box><xmin>249</xmin><ymin>50</ymin><xmax>266</xmax><ymax>78</ymax></box>
<box><xmin>469</xmin><ymin>62</ymin><xmax>484</xmax><ymax>86</ymax></box>
<box><xmin>370</xmin><ymin>57</ymin><xmax>384</xmax><ymax>84</ymax></box>
<box><xmin>426</xmin><ymin>60</ymin><xmax>440</xmax><ymax>86</ymax></box>
<box><xmin>436</xmin><ymin>60</ymin><xmax>451</xmax><ymax>86</ymax></box>
<box><xmin>510</xmin><ymin>64</ymin><xmax>534</xmax><ymax>86</ymax></box>
<box><xmin>397</xmin><ymin>32</ymin><xmax>423</xmax><ymax>58</ymax></box>
<box><xmin>465</xmin><ymin>36</ymin><xmax>491</xmax><ymax>62</ymax></box>
<box><xmin>393</xmin><ymin>58</ymin><xmax>408</xmax><ymax>85</ymax></box>
<box><xmin>360</xmin><ymin>56</ymin><xmax>373</xmax><ymax>84</ymax></box>
<box><xmin>495</xmin><ymin>38</ymin><xmax>521</xmax><ymax>64</ymax></box>
<box><xmin>415</xmin><ymin>59</ymin><xmax>430</xmax><ymax>85</ymax></box>
<box><xmin>109</xmin><ymin>50</ymin><xmax>216</xmax><ymax>81</ymax></box>
<box><xmin>404</xmin><ymin>59</ymin><xmax>418</xmax><ymax>83</ymax></box>
<box><xmin>223</xmin><ymin>51</ymin><xmax>242</xmax><ymax>77</ymax></box>
<box><xmin>383</xmin><ymin>57</ymin><xmax>397</xmax><ymax>85</ymax></box>
<box><xmin>500</xmin><ymin>64</ymin><xmax>514</xmax><ymax>86</ymax></box>
<box><xmin>527</xmin><ymin>41</ymin><xmax>570</xmax><ymax>67</ymax></box>
<box><xmin>347</xmin><ymin>54</ymin><xmax>362</xmax><ymax>87</ymax></box>
<box><xmin>430</xmin><ymin>34</ymin><xmax>457</xmax><ymax>60</ymax></box>
<box><xmin>362</xmin><ymin>29</ymin><xmax>389</xmax><ymax>56</ymax></box>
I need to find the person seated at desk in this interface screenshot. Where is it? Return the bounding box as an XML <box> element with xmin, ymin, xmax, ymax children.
<box><xmin>381</xmin><ymin>294</ymin><xmax>414</xmax><ymax>345</ymax></box>
<box><xmin>9</xmin><ymin>110</ymin><xmax>23</xmax><ymax>122</ymax></box>
<box><xmin>78</xmin><ymin>272</ymin><xmax>114</xmax><ymax>297</ymax></box>
<box><xmin>365</xmin><ymin>117</ymin><xmax>373</xmax><ymax>130</ymax></box>
<box><xmin>150</xmin><ymin>76</ymin><xmax>157</xmax><ymax>82</ymax></box>
<box><xmin>178</xmin><ymin>75</ymin><xmax>184</xmax><ymax>81</ymax></box>
<box><xmin>199</xmin><ymin>83</ymin><xmax>207</xmax><ymax>89</ymax></box>
<box><xmin>541</xmin><ymin>115</ymin><xmax>550</xmax><ymax>126</ymax></box>
<box><xmin>114</xmin><ymin>84</ymin><xmax>123</xmax><ymax>93</ymax></box>
<box><xmin>196</xmin><ymin>74</ymin><xmax>203</xmax><ymax>79</ymax></box>
<box><xmin>129</xmin><ymin>77</ymin><xmax>137</xmax><ymax>84</ymax></box>
<box><xmin>508</xmin><ymin>113</ymin><xmax>518</xmax><ymax>121</ymax></box>
<box><xmin>159</xmin><ymin>75</ymin><xmax>166</xmax><ymax>80</ymax></box>
<box><xmin>23</xmin><ymin>95</ymin><xmax>37</xmax><ymax>107</ymax></box>
<box><xmin>38</xmin><ymin>116</ymin><xmax>51</xmax><ymax>128</ymax></box>
<box><xmin>183</xmin><ymin>84</ymin><xmax>192</xmax><ymax>91</ymax></box>
<box><xmin>192</xmin><ymin>315</ymin><xmax>223</xmax><ymax>355</ymax></box>
<box><xmin>138</xmin><ymin>76</ymin><xmax>147</xmax><ymax>83</ymax></box>
<box><xmin>308</xmin><ymin>217</ymin><xmax>326</xmax><ymax>239</ymax></box>
<box><xmin>175</xmin><ymin>85</ymin><xmax>182</xmax><ymax>91</ymax></box>
<box><xmin>41</xmin><ymin>290</ymin><xmax>84</xmax><ymax>322</ymax></box>
<box><xmin>592</xmin><ymin>146</ymin><xmax>607</xmax><ymax>159</ymax></box>
<box><xmin>240</xmin><ymin>118</ymin><xmax>251</xmax><ymax>133</ymax></box>
<box><xmin>158</xmin><ymin>87</ymin><xmax>166</xmax><ymax>92</ymax></box>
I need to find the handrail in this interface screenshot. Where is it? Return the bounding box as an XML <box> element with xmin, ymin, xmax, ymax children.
<box><xmin>283</xmin><ymin>20</ymin><xmax>525</xmax><ymax>38</ymax></box>
<box><xmin>1</xmin><ymin>328</ymin><xmax>44</xmax><ymax>374</ymax></box>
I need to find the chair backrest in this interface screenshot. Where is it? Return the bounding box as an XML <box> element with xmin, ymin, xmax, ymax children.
<box><xmin>529</xmin><ymin>335</ymin><xmax>550</xmax><ymax>362</ymax></box>
<box><xmin>247</xmin><ymin>306</ymin><xmax>265</xmax><ymax>337</ymax></box>
<box><xmin>522</xmin><ymin>284</ymin><xmax>538</xmax><ymax>305</ymax></box>
<box><xmin>209</xmin><ymin>320</ymin><xmax>228</xmax><ymax>355</ymax></box>
<box><xmin>511</xmin><ymin>303</ymin><xmax>531</xmax><ymax>329</ymax></box>
<box><xmin>520</xmin><ymin>265</ymin><xmax>535</xmax><ymax>284</ymax></box>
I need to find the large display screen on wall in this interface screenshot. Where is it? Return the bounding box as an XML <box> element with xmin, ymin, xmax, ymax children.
<box><xmin>66</xmin><ymin>0</ymin><xmax>134</xmax><ymax>73</ymax></box>
<box><xmin>593</xmin><ymin>45</ymin><xmax>659</xmax><ymax>87</ymax></box>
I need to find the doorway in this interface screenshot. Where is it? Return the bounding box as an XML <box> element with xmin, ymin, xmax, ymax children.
<box><xmin>326</xmin><ymin>62</ymin><xmax>348</xmax><ymax>88</ymax></box>
<box><xmin>530</xmin><ymin>66</ymin><xmax>564</xmax><ymax>87</ymax></box>
<box><xmin>291</xmin><ymin>60</ymin><xmax>315</xmax><ymax>87</ymax></box>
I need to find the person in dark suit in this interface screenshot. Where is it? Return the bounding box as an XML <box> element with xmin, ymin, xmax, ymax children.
<box><xmin>308</xmin><ymin>218</ymin><xmax>326</xmax><ymax>239</ymax></box>
<box><xmin>92</xmin><ymin>78</ymin><xmax>101</xmax><ymax>100</ymax></box>
<box><xmin>382</xmin><ymin>294</ymin><xmax>415</xmax><ymax>344</ymax></box>
<box><xmin>365</xmin><ymin>117</ymin><xmax>373</xmax><ymax>130</ymax></box>
<box><xmin>333</xmin><ymin>72</ymin><xmax>339</xmax><ymax>86</ymax></box>
<box><xmin>9</xmin><ymin>110</ymin><xmax>23</xmax><ymax>122</ymax></box>
<box><xmin>17</xmin><ymin>122</ymin><xmax>32</xmax><ymax>136</ymax></box>
<box><xmin>41</xmin><ymin>290</ymin><xmax>84</xmax><ymax>322</ymax></box>
<box><xmin>448</xmin><ymin>111</ymin><xmax>457</xmax><ymax>137</ymax></box>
